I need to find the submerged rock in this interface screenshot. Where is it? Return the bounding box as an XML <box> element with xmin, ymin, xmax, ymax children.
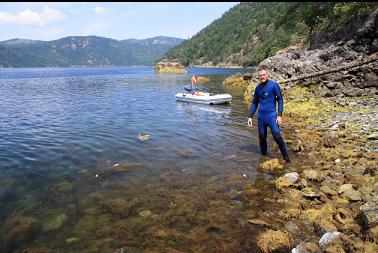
<box><xmin>42</xmin><ymin>213</ymin><xmax>68</xmax><ymax>232</ymax></box>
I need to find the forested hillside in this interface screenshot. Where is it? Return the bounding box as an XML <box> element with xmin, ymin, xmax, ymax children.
<box><xmin>162</xmin><ymin>2</ymin><xmax>378</xmax><ymax>67</ymax></box>
<box><xmin>0</xmin><ymin>36</ymin><xmax>184</xmax><ymax>67</ymax></box>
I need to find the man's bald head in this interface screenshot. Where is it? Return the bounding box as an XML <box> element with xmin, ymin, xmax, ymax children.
<box><xmin>258</xmin><ymin>69</ymin><xmax>269</xmax><ymax>83</ymax></box>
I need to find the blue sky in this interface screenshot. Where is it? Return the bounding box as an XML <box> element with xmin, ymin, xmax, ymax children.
<box><xmin>0</xmin><ymin>2</ymin><xmax>239</xmax><ymax>41</ymax></box>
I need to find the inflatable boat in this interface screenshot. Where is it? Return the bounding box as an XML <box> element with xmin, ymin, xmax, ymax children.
<box><xmin>175</xmin><ymin>92</ymin><xmax>232</xmax><ymax>105</ymax></box>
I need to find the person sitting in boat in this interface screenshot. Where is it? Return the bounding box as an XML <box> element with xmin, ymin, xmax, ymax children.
<box><xmin>184</xmin><ymin>75</ymin><xmax>198</xmax><ymax>94</ymax></box>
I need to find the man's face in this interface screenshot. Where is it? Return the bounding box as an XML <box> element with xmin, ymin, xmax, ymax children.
<box><xmin>258</xmin><ymin>70</ymin><xmax>268</xmax><ymax>83</ymax></box>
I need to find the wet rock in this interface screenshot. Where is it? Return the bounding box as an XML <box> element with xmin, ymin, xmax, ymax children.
<box><xmin>315</xmin><ymin>219</ymin><xmax>338</xmax><ymax>235</ymax></box>
<box><xmin>291</xmin><ymin>242</ymin><xmax>321</xmax><ymax>253</ymax></box>
<box><xmin>42</xmin><ymin>213</ymin><xmax>68</xmax><ymax>232</ymax></box>
<box><xmin>302</xmin><ymin>209</ymin><xmax>321</xmax><ymax>224</ymax></box>
<box><xmin>138</xmin><ymin>209</ymin><xmax>152</xmax><ymax>218</ymax></box>
<box><xmin>275</xmin><ymin>177</ymin><xmax>294</xmax><ymax>190</ymax></box>
<box><xmin>284</xmin><ymin>172</ymin><xmax>300</xmax><ymax>183</ymax></box>
<box><xmin>287</xmin><ymin>139</ymin><xmax>305</xmax><ymax>152</ymax></box>
<box><xmin>114</xmin><ymin>246</ymin><xmax>141</xmax><ymax>253</ymax></box>
<box><xmin>363</xmin><ymin>167</ymin><xmax>376</xmax><ymax>176</ymax></box>
<box><xmin>359</xmin><ymin>186</ymin><xmax>375</xmax><ymax>202</ymax></box>
<box><xmin>366</xmin><ymin>225</ymin><xmax>378</xmax><ymax>243</ymax></box>
<box><xmin>52</xmin><ymin>181</ymin><xmax>73</xmax><ymax>193</ymax></box>
<box><xmin>338</xmin><ymin>184</ymin><xmax>362</xmax><ymax>201</ymax></box>
<box><xmin>338</xmin><ymin>184</ymin><xmax>354</xmax><ymax>194</ymax></box>
<box><xmin>246</xmin><ymin>219</ymin><xmax>270</xmax><ymax>227</ymax></box>
<box><xmin>260</xmin><ymin>158</ymin><xmax>283</xmax><ymax>172</ymax></box>
<box><xmin>65</xmin><ymin>237</ymin><xmax>80</xmax><ymax>245</ymax></box>
<box><xmin>303</xmin><ymin>169</ymin><xmax>319</xmax><ymax>181</ymax></box>
<box><xmin>334</xmin><ymin>207</ymin><xmax>354</xmax><ymax>225</ymax></box>
<box><xmin>323</xmin><ymin>131</ymin><xmax>339</xmax><ymax>147</ymax></box>
<box><xmin>284</xmin><ymin>221</ymin><xmax>302</xmax><ymax>236</ymax></box>
<box><xmin>342</xmin><ymin>189</ymin><xmax>362</xmax><ymax>201</ymax></box>
<box><xmin>318</xmin><ymin>231</ymin><xmax>343</xmax><ymax>249</ymax></box>
<box><xmin>107</xmin><ymin>161</ymin><xmax>143</xmax><ymax>172</ymax></box>
<box><xmin>257</xmin><ymin>229</ymin><xmax>293</xmax><ymax>253</ymax></box>
<box><xmin>301</xmin><ymin>188</ymin><xmax>320</xmax><ymax>199</ymax></box>
<box><xmin>367</xmin><ymin>133</ymin><xmax>378</xmax><ymax>140</ymax></box>
<box><xmin>231</xmin><ymin>194</ymin><xmax>249</xmax><ymax>204</ymax></box>
<box><xmin>320</xmin><ymin>185</ymin><xmax>338</xmax><ymax>196</ymax></box>
<box><xmin>21</xmin><ymin>246</ymin><xmax>53</xmax><ymax>253</ymax></box>
<box><xmin>360</xmin><ymin>197</ymin><xmax>378</xmax><ymax>228</ymax></box>
<box><xmin>280</xmin><ymin>209</ymin><xmax>301</xmax><ymax>220</ymax></box>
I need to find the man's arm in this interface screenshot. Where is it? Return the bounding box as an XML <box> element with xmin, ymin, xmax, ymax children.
<box><xmin>249</xmin><ymin>86</ymin><xmax>260</xmax><ymax>118</ymax></box>
<box><xmin>274</xmin><ymin>83</ymin><xmax>284</xmax><ymax>117</ymax></box>
<box><xmin>274</xmin><ymin>83</ymin><xmax>284</xmax><ymax>126</ymax></box>
<box><xmin>247</xmin><ymin>86</ymin><xmax>259</xmax><ymax>127</ymax></box>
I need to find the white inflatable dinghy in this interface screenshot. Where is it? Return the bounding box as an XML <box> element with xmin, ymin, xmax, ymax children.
<box><xmin>175</xmin><ymin>92</ymin><xmax>232</xmax><ymax>105</ymax></box>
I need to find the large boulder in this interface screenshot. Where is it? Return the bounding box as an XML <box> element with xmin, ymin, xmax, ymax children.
<box><xmin>154</xmin><ymin>59</ymin><xmax>187</xmax><ymax>74</ymax></box>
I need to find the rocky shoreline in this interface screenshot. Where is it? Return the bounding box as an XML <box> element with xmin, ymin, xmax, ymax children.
<box><xmin>266</xmin><ymin>86</ymin><xmax>378</xmax><ymax>252</ymax></box>
<box><xmin>220</xmin><ymin>9</ymin><xmax>378</xmax><ymax>252</ymax></box>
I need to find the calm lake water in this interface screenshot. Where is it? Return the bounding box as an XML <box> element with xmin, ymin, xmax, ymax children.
<box><xmin>0</xmin><ymin>66</ymin><xmax>288</xmax><ymax>252</ymax></box>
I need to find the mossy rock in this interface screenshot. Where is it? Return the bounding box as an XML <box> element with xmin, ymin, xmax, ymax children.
<box><xmin>42</xmin><ymin>213</ymin><xmax>68</xmax><ymax>232</ymax></box>
<box><xmin>257</xmin><ymin>229</ymin><xmax>293</xmax><ymax>253</ymax></box>
<box><xmin>53</xmin><ymin>181</ymin><xmax>73</xmax><ymax>193</ymax></box>
<box><xmin>154</xmin><ymin>59</ymin><xmax>187</xmax><ymax>74</ymax></box>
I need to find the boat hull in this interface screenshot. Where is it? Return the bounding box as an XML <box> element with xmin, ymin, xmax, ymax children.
<box><xmin>175</xmin><ymin>92</ymin><xmax>232</xmax><ymax>105</ymax></box>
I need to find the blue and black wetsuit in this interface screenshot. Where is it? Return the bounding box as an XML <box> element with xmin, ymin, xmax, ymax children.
<box><xmin>249</xmin><ymin>79</ymin><xmax>290</xmax><ymax>161</ymax></box>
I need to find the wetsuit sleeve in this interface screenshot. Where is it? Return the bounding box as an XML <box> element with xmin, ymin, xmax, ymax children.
<box><xmin>249</xmin><ymin>87</ymin><xmax>259</xmax><ymax>118</ymax></box>
<box><xmin>274</xmin><ymin>83</ymin><xmax>284</xmax><ymax>116</ymax></box>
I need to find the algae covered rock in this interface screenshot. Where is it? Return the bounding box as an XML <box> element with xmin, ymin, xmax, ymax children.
<box><xmin>42</xmin><ymin>213</ymin><xmax>68</xmax><ymax>232</ymax></box>
<box><xmin>257</xmin><ymin>229</ymin><xmax>293</xmax><ymax>253</ymax></box>
<box><xmin>260</xmin><ymin>158</ymin><xmax>283</xmax><ymax>172</ymax></box>
<box><xmin>154</xmin><ymin>59</ymin><xmax>187</xmax><ymax>74</ymax></box>
<box><xmin>222</xmin><ymin>73</ymin><xmax>250</xmax><ymax>87</ymax></box>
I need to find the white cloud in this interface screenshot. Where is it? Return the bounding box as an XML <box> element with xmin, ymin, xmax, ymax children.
<box><xmin>42</xmin><ymin>5</ymin><xmax>64</xmax><ymax>22</ymax></box>
<box><xmin>0</xmin><ymin>5</ymin><xmax>64</xmax><ymax>26</ymax></box>
<box><xmin>94</xmin><ymin>6</ymin><xmax>106</xmax><ymax>14</ymax></box>
<box><xmin>0</xmin><ymin>11</ymin><xmax>18</xmax><ymax>24</ymax></box>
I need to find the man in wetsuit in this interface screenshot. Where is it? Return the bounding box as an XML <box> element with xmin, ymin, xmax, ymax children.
<box><xmin>247</xmin><ymin>68</ymin><xmax>290</xmax><ymax>163</ymax></box>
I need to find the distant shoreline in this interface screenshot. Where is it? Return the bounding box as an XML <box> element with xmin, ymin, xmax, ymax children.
<box><xmin>189</xmin><ymin>64</ymin><xmax>254</xmax><ymax>69</ymax></box>
<box><xmin>0</xmin><ymin>65</ymin><xmax>254</xmax><ymax>69</ymax></box>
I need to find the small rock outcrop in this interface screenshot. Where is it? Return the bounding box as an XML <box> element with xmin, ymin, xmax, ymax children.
<box><xmin>154</xmin><ymin>59</ymin><xmax>187</xmax><ymax>74</ymax></box>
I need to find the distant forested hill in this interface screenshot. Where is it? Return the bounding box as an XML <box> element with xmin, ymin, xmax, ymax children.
<box><xmin>0</xmin><ymin>36</ymin><xmax>184</xmax><ymax>67</ymax></box>
<box><xmin>162</xmin><ymin>2</ymin><xmax>378</xmax><ymax>67</ymax></box>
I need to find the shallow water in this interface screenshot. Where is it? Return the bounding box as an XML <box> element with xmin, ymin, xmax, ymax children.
<box><xmin>0</xmin><ymin>66</ymin><xmax>287</xmax><ymax>252</ymax></box>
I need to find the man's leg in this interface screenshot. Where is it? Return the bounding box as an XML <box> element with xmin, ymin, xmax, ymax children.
<box><xmin>268</xmin><ymin>117</ymin><xmax>290</xmax><ymax>162</ymax></box>
<box><xmin>257</xmin><ymin>118</ymin><xmax>268</xmax><ymax>156</ymax></box>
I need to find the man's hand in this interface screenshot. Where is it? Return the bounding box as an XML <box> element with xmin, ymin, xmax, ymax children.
<box><xmin>247</xmin><ymin>117</ymin><xmax>253</xmax><ymax>127</ymax></box>
<box><xmin>277</xmin><ymin>116</ymin><xmax>283</xmax><ymax>127</ymax></box>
